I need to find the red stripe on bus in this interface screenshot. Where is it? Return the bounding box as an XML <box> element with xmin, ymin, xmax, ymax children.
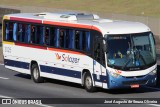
<box><xmin>10</xmin><ymin>17</ymin><xmax>42</xmax><ymax>23</ymax></box>
<box><xmin>43</xmin><ymin>20</ymin><xmax>102</xmax><ymax>33</ymax></box>
<box><xmin>91</xmin><ymin>26</ymin><xmax>102</xmax><ymax>33</ymax></box>
<box><xmin>48</xmin><ymin>48</ymin><xmax>84</xmax><ymax>55</ymax></box>
<box><xmin>15</xmin><ymin>43</ymin><xmax>47</xmax><ymax>50</ymax></box>
<box><xmin>14</xmin><ymin>43</ymin><xmax>84</xmax><ymax>55</ymax></box>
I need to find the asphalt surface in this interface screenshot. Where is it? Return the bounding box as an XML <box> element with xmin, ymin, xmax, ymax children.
<box><xmin>0</xmin><ymin>65</ymin><xmax>160</xmax><ymax>107</ymax></box>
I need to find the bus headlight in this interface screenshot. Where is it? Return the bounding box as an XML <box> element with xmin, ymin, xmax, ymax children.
<box><xmin>149</xmin><ymin>69</ymin><xmax>157</xmax><ymax>75</ymax></box>
<box><xmin>109</xmin><ymin>71</ymin><xmax>120</xmax><ymax>78</ymax></box>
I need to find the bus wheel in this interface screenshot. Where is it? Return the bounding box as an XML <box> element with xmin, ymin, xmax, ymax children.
<box><xmin>31</xmin><ymin>64</ymin><xmax>44</xmax><ymax>83</ymax></box>
<box><xmin>84</xmin><ymin>72</ymin><xmax>96</xmax><ymax>92</ymax></box>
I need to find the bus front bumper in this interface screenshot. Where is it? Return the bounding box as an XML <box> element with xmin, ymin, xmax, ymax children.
<box><xmin>107</xmin><ymin>74</ymin><xmax>157</xmax><ymax>89</ymax></box>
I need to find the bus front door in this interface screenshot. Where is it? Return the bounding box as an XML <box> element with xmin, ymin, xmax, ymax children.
<box><xmin>93</xmin><ymin>41</ymin><xmax>105</xmax><ymax>87</ymax></box>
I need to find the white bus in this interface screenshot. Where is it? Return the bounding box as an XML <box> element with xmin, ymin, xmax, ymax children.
<box><xmin>2</xmin><ymin>12</ymin><xmax>157</xmax><ymax>92</ymax></box>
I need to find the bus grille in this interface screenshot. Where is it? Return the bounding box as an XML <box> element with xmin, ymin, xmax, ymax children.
<box><xmin>123</xmin><ymin>75</ymin><xmax>145</xmax><ymax>79</ymax></box>
<box><xmin>122</xmin><ymin>80</ymin><xmax>147</xmax><ymax>86</ymax></box>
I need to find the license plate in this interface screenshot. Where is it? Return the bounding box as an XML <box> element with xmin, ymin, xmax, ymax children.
<box><xmin>131</xmin><ymin>84</ymin><xmax>139</xmax><ymax>88</ymax></box>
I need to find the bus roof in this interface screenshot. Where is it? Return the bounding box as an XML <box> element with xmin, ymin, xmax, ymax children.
<box><xmin>4</xmin><ymin>12</ymin><xmax>151</xmax><ymax>35</ymax></box>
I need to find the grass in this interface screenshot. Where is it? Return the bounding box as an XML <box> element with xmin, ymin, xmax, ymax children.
<box><xmin>0</xmin><ymin>0</ymin><xmax>160</xmax><ymax>18</ymax></box>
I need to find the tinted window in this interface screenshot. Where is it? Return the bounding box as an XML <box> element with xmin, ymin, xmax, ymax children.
<box><xmin>5</xmin><ymin>22</ymin><xmax>14</xmax><ymax>41</ymax></box>
<box><xmin>75</xmin><ymin>30</ymin><xmax>81</xmax><ymax>50</ymax></box>
<box><xmin>59</xmin><ymin>29</ymin><xmax>65</xmax><ymax>48</ymax></box>
<box><xmin>16</xmin><ymin>23</ymin><xmax>26</xmax><ymax>43</ymax></box>
<box><xmin>30</xmin><ymin>25</ymin><xmax>44</xmax><ymax>45</ymax></box>
<box><xmin>49</xmin><ymin>27</ymin><xmax>56</xmax><ymax>47</ymax></box>
<box><xmin>45</xmin><ymin>27</ymin><xmax>50</xmax><ymax>46</ymax></box>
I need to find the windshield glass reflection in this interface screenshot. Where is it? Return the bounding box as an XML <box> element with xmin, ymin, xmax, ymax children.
<box><xmin>106</xmin><ymin>32</ymin><xmax>156</xmax><ymax>71</ymax></box>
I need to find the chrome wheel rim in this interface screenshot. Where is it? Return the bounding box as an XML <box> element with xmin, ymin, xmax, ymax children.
<box><xmin>85</xmin><ymin>76</ymin><xmax>92</xmax><ymax>89</ymax></box>
<box><xmin>33</xmin><ymin>68</ymin><xmax>39</xmax><ymax>80</ymax></box>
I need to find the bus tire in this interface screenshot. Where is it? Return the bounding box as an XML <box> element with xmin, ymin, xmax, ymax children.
<box><xmin>31</xmin><ymin>64</ymin><xmax>44</xmax><ymax>83</ymax></box>
<box><xmin>84</xmin><ymin>72</ymin><xmax>96</xmax><ymax>92</ymax></box>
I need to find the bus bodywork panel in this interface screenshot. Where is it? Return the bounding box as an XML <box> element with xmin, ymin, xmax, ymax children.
<box><xmin>3</xmin><ymin>42</ymin><xmax>107</xmax><ymax>88</ymax></box>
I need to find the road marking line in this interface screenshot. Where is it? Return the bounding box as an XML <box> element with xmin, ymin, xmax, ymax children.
<box><xmin>36</xmin><ymin>104</ymin><xmax>54</xmax><ymax>107</ymax></box>
<box><xmin>0</xmin><ymin>94</ymin><xmax>54</xmax><ymax>107</ymax></box>
<box><xmin>0</xmin><ymin>95</ymin><xmax>12</xmax><ymax>98</ymax></box>
<box><xmin>149</xmin><ymin>104</ymin><xmax>160</xmax><ymax>107</ymax></box>
<box><xmin>0</xmin><ymin>76</ymin><xmax>9</xmax><ymax>80</ymax></box>
<box><xmin>0</xmin><ymin>63</ymin><xmax>4</xmax><ymax>65</ymax></box>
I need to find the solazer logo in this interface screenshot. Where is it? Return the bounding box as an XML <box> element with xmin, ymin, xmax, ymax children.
<box><xmin>55</xmin><ymin>53</ymin><xmax>80</xmax><ymax>64</ymax></box>
<box><xmin>55</xmin><ymin>53</ymin><xmax>61</xmax><ymax>60</ymax></box>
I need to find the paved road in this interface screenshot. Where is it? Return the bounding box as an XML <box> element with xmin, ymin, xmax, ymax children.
<box><xmin>0</xmin><ymin>65</ymin><xmax>160</xmax><ymax>107</ymax></box>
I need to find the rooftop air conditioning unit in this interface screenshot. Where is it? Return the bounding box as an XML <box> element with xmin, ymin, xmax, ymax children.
<box><xmin>35</xmin><ymin>12</ymin><xmax>100</xmax><ymax>21</ymax></box>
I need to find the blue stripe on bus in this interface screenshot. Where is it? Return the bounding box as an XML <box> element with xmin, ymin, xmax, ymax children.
<box><xmin>93</xmin><ymin>74</ymin><xmax>107</xmax><ymax>83</ymax></box>
<box><xmin>4</xmin><ymin>59</ymin><xmax>81</xmax><ymax>79</ymax></box>
<box><xmin>4</xmin><ymin>59</ymin><xmax>108</xmax><ymax>81</ymax></box>
<box><xmin>4</xmin><ymin>59</ymin><xmax>29</xmax><ymax>69</ymax></box>
<box><xmin>40</xmin><ymin>65</ymin><xmax>81</xmax><ymax>79</ymax></box>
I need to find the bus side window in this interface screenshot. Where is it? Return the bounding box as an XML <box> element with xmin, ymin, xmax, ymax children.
<box><xmin>65</xmin><ymin>29</ymin><xmax>70</xmax><ymax>48</ymax></box>
<box><xmin>17</xmin><ymin>23</ymin><xmax>23</xmax><ymax>42</ymax></box>
<box><xmin>45</xmin><ymin>27</ymin><xmax>50</xmax><ymax>46</ymax></box>
<box><xmin>94</xmin><ymin>43</ymin><xmax>101</xmax><ymax>62</ymax></box>
<box><xmin>94</xmin><ymin>34</ymin><xmax>106</xmax><ymax>66</ymax></box>
<box><xmin>30</xmin><ymin>25</ymin><xmax>45</xmax><ymax>45</ymax></box>
<box><xmin>85</xmin><ymin>31</ymin><xmax>90</xmax><ymax>51</ymax></box>
<box><xmin>82</xmin><ymin>31</ymin><xmax>90</xmax><ymax>51</ymax></box>
<box><xmin>30</xmin><ymin>25</ymin><xmax>36</xmax><ymax>44</ymax></box>
<box><xmin>24</xmin><ymin>24</ymin><xmax>31</xmax><ymax>43</ymax></box>
<box><xmin>55</xmin><ymin>28</ymin><xmax>59</xmax><ymax>47</ymax></box>
<box><xmin>20</xmin><ymin>24</ymin><xmax>25</xmax><ymax>42</ymax></box>
<box><xmin>49</xmin><ymin>27</ymin><xmax>55</xmax><ymax>47</ymax></box>
<box><xmin>39</xmin><ymin>26</ymin><xmax>45</xmax><ymax>45</ymax></box>
<box><xmin>4</xmin><ymin>22</ymin><xmax>14</xmax><ymax>41</ymax></box>
<box><xmin>68</xmin><ymin>30</ymin><xmax>74</xmax><ymax>49</ymax></box>
<box><xmin>75</xmin><ymin>30</ymin><xmax>81</xmax><ymax>50</ymax></box>
<box><xmin>59</xmin><ymin>29</ymin><xmax>65</xmax><ymax>48</ymax></box>
<box><xmin>101</xmin><ymin>48</ymin><xmax>105</xmax><ymax>66</ymax></box>
<box><xmin>13</xmin><ymin>23</ymin><xmax>18</xmax><ymax>41</ymax></box>
<box><xmin>36</xmin><ymin>25</ymin><xmax>41</xmax><ymax>44</ymax></box>
<box><xmin>82</xmin><ymin>32</ymin><xmax>86</xmax><ymax>50</ymax></box>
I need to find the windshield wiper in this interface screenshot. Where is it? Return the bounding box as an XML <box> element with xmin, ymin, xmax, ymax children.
<box><xmin>121</xmin><ymin>40</ymin><xmax>133</xmax><ymax>70</ymax></box>
<box><xmin>121</xmin><ymin>58</ymin><xmax>132</xmax><ymax>70</ymax></box>
<box><xmin>122</xmin><ymin>50</ymin><xmax>147</xmax><ymax>69</ymax></box>
<box><xmin>121</xmin><ymin>50</ymin><xmax>147</xmax><ymax>70</ymax></box>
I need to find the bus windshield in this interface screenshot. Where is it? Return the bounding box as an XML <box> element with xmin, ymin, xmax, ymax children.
<box><xmin>106</xmin><ymin>32</ymin><xmax>156</xmax><ymax>71</ymax></box>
